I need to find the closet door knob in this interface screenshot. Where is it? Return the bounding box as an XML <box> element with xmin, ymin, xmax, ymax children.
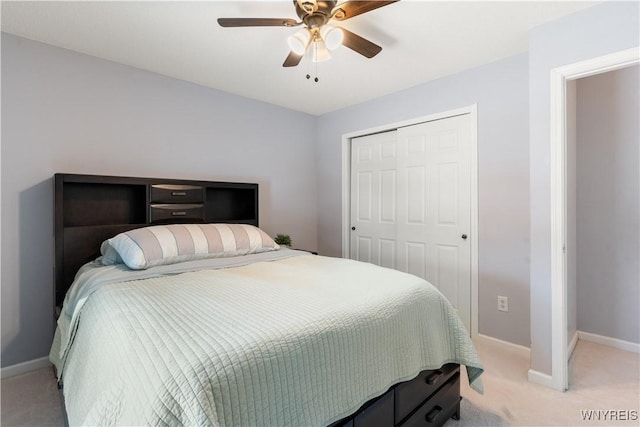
<box><xmin>461</xmin><ymin>234</ymin><xmax>468</xmax><ymax>240</ymax></box>
<box><xmin>351</xmin><ymin>226</ymin><xmax>356</xmax><ymax>231</ymax></box>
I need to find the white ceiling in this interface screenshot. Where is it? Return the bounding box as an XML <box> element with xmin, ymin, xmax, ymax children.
<box><xmin>1</xmin><ymin>1</ymin><xmax>599</xmax><ymax>115</ymax></box>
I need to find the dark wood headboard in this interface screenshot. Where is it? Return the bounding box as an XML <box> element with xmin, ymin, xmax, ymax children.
<box><xmin>54</xmin><ymin>173</ymin><xmax>259</xmax><ymax>313</ymax></box>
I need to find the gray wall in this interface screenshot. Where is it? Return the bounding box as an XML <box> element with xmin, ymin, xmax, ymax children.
<box><xmin>1</xmin><ymin>33</ymin><xmax>318</xmax><ymax>367</ymax></box>
<box><xmin>3</xmin><ymin>1</ymin><xmax>638</xmax><ymax>371</ymax></box>
<box><xmin>528</xmin><ymin>0</ymin><xmax>639</xmax><ymax>374</ymax></box>
<box><xmin>316</xmin><ymin>53</ymin><xmax>531</xmax><ymax>346</ymax></box>
<box><xmin>576</xmin><ymin>65</ymin><xmax>639</xmax><ymax>344</ymax></box>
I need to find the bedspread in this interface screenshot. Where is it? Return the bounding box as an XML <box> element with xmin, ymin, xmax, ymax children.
<box><xmin>50</xmin><ymin>252</ymin><xmax>483</xmax><ymax>426</ymax></box>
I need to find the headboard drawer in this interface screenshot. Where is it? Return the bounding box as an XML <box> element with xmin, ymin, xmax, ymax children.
<box><xmin>150</xmin><ymin>204</ymin><xmax>205</xmax><ymax>224</ymax></box>
<box><xmin>150</xmin><ymin>184</ymin><xmax>204</xmax><ymax>204</ymax></box>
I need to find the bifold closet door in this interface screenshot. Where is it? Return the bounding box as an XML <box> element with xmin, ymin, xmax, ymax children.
<box><xmin>350</xmin><ymin>114</ymin><xmax>471</xmax><ymax>332</ymax></box>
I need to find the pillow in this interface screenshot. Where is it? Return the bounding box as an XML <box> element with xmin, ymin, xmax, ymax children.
<box><xmin>105</xmin><ymin>223</ymin><xmax>279</xmax><ymax>270</ymax></box>
<box><xmin>100</xmin><ymin>241</ymin><xmax>124</xmax><ymax>266</ymax></box>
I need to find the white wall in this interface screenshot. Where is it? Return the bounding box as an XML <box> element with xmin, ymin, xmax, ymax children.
<box><xmin>316</xmin><ymin>53</ymin><xmax>531</xmax><ymax>346</ymax></box>
<box><xmin>1</xmin><ymin>33</ymin><xmax>318</xmax><ymax>367</ymax></box>
<box><xmin>576</xmin><ymin>65</ymin><xmax>639</xmax><ymax>344</ymax></box>
<box><xmin>528</xmin><ymin>0</ymin><xmax>639</xmax><ymax>374</ymax></box>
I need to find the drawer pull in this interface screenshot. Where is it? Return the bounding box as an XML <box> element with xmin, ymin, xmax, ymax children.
<box><xmin>171</xmin><ymin>191</ymin><xmax>187</xmax><ymax>196</ymax></box>
<box><xmin>425</xmin><ymin>406</ymin><xmax>442</xmax><ymax>423</ymax></box>
<box><xmin>171</xmin><ymin>211</ymin><xmax>187</xmax><ymax>216</ymax></box>
<box><xmin>425</xmin><ymin>371</ymin><xmax>442</xmax><ymax>385</ymax></box>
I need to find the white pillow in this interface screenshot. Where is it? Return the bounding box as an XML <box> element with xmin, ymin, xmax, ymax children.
<box><xmin>105</xmin><ymin>223</ymin><xmax>279</xmax><ymax>270</ymax></box>
<box><xmin>100</xmin><ymin>241</ymin><xmax>123</xmax><ymax>265</ymax></box>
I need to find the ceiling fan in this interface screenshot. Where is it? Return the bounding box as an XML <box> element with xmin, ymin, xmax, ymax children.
<box><xmin>218</xmin><ymin>0</ymin><xmax>399</xmax><ymax>67</ymax></box>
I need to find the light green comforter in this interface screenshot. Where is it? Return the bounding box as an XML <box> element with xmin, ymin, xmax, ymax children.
<box><xmin>51</xmin><ymin>251</ymin><xmax>483</xmax><ymax>426</ymax></box>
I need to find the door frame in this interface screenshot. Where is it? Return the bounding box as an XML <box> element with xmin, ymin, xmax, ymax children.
<box><xmin>340</xmin><ymin>104</ymin><xmax>479</xmax><ymax>337</ymax></box>
<box><xmin>548</xmin><ymin>47</ymin><xmax>639</xmax><ymax>391</ymax></box>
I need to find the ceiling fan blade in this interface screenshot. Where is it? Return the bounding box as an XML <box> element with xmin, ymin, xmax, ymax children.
<box><xmin>217</xmin><ymin>18</ymin><xmax>300</xmax><ymax>27</ymax></box>
<box><xmin>339</xmin><ymin>27</ymin><xmax>382</xmax><ymax>58</ymax></box>
<box><xmin>283</xmin><ymin>51</ymin><xmax>304</xmax><ymax>67</ymax></box>
<box><xmin>331</xmin><ymin>0</ymin><xmax>398</xmax><ymax>21</ymax></box>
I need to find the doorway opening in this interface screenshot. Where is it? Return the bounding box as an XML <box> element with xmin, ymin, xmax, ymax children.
<box><xmin>549</xmin><ymin>47</ymin><xmax>639</xmax><ymax>391</ymax></box>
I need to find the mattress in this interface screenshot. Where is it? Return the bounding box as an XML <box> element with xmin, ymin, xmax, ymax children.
<box><xmin>50</xmin><ymin>250</ymin><xmax>483</xmax><ymax>426</ymax></box>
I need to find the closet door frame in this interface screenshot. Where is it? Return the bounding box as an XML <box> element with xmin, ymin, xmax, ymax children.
<box><xmin>341</xmin><ymin>104</ymin><xmax>479</xmax><ymax>337</ymax></box>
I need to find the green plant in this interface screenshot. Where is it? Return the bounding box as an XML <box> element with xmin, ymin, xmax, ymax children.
<box><xmin>274</xmin><ymin>233</ymin><xmax>292</xmax><ymax>247</ymax></box>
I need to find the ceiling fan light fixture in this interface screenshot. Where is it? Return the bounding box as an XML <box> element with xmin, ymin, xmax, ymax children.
<box><xmin>320</xmin><ymin>25</ymin><xmax>343</xmax><ymax>50</ymax></box>
<box><xmin>310</xmin><ymin>40</ymin><xmax>331</xmax><ymax>63</ymax></box>
<box><xmin>287</xmin><ymin>29</ymin><xmax>311</xmax><ymax>55</ymax></box>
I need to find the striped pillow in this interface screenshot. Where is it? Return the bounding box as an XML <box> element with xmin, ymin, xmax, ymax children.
<box><xmin>104</xmin><ymin>223</ymin><xmax>279</xmax><ymax>270</ymax></box>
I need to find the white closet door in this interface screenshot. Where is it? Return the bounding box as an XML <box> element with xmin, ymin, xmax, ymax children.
<box><xmin>350</xmin><ymin>114</ymin><xmax>472</xmax><ymax>333</ymax></box>
<box><xmin>350</xmin><ymin>130</ymin><xmax>399</xmax><ymax>269</ymax></box>
<box><xmin>397</xmin><ymin>115</ymin><xmax>471</xmax><ymax>331</ymax></box>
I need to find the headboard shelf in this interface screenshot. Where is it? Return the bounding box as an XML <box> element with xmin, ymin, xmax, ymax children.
<box><xmin>62</xmin><ymin>182</ymin><xmax>147</xmax><ymax>227</ymax></box>
<box><xmin>54</xmin><ymin>173</ymin><xmax>259</xmax><ymax>312</ymax></box>
<box><xmin>205</xmin><ymin>187</ymin><xmax>258</xmax><ymax>223</ymax></box>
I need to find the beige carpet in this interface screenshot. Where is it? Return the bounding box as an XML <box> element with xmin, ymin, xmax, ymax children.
<box><xmin>1</xmin><ymin>366</ymin><xmax>64</xmax><ymax>426</ymax></box>
<box><xmin>1</xmin><ymin>337</ymin><xmax>638</xmax><ymax>426</ymax></box>
<box><xmin>454</xmin><ymin>337</ymin><xmax>640</xmax><ymax>426</ymax></box>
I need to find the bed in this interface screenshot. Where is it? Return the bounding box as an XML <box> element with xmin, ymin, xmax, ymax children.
<box><xmin>50</xmin><ymin>173</ymin><xmax>483</xmax><ymax>427</ymax></box>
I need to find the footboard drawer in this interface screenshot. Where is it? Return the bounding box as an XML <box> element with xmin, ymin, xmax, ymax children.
<box><xmin>399</xmin><ymin>372</ymin><xmax>460</xmax><ymax>427</ymax></box>
<box><xmin>353</xmin><ymin>389</ymin><xmax>394</xmax><ymax>427</ymax></box>
<box><xmin>394</xmin><ymin>364</ymin><xmax>459</xmax><ymax>422</ymax></box>
<box><xmin>325</xmin><ymin>364</ymin><xmax>462</xmax><ymax>427</ymax></box>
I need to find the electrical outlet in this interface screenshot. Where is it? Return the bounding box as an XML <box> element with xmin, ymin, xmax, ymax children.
<box><xmin>498</xmin><ymin>296</ymin><xmax>509</xmax><ymax>312</ymax></box>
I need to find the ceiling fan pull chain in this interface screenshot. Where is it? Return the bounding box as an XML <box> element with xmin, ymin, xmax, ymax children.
<box><xmin>306</xmin><ymin>45</ymin><xmax>312</xmax><ymax>81</ymax></box>
<box><xmin>305</xmin><ymin>44</ymin><xmax>319</xmax><ymax>83</ymax></box>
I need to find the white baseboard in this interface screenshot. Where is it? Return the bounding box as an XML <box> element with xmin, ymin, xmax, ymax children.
<box><xmin>578</xmin><ymin>331</ymin><xmax>640</xmax><ymax>354</ymax></box>
<box><xmin>528</xmin><ymin>369</ymin><xmax>556</xmax><ymax>389</ymax></box>
<box><xmin>478</xmin><ymin>335</ymin><xmax>560</xmax><ymax>389</ymax></box>
<box><xmin>1</xmin><ymin>357</ymin><xmax>51</xmax><ymax>379</ymax></box>
<box><xmin>476</xmin><ymin>333</ymin><xmax>531</xmax><ymax>356</ymax></box>
<box><xmin>567</xmin><ymin>330</ymin><xmax>579</xmax><ymax>359</ymax></box>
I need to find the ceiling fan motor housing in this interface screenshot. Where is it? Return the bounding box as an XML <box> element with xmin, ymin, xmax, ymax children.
<box><xmin>295</xmin><ymin>0</ymin><xmax>337</xmax><ymax>27</ymax></box>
